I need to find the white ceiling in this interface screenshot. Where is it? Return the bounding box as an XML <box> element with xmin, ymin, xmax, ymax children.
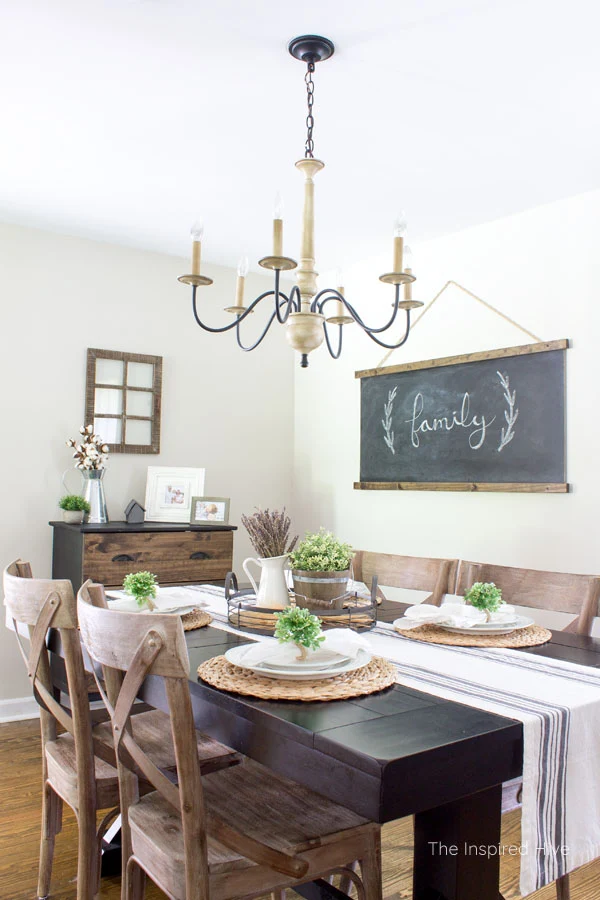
<box><xmin>1</xmin><ymin>0</ymin><xmax>598</xmax><ymax>272</ymax></box>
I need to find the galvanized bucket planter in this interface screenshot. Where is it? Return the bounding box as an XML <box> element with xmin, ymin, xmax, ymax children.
<box><xmin>292</xmin><ymin>569</ymin><xmax>351</xmax><ymax>609</ymax></box>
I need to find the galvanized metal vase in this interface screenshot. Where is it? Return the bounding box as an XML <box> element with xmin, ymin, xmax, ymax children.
<box><xmin>82</xmin><ymin>468</ymin><xmax>108</xmax><ymax>524</ymax></box>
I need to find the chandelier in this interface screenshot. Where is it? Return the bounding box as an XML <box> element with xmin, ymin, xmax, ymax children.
<box><xmin>178</xmin><ymin>35</ymin><xmax>423</xmax><ymax>368</ymax></box>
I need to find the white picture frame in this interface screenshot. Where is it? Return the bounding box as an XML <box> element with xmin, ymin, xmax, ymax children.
<box><xmin>144</xmin><ymin>466</ymin><xmax>206</xmax><ymax>523</ymax></box>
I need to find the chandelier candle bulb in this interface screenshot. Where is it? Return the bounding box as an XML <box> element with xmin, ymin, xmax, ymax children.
<box><xmin>393</xmin><ymin>235</ymin><xmax>404</xmax><ymax>274</ymax></box>
<box><xmin>273</xmin><ymin>218</ymin><xmax>283</xmax><ymax>257</ymax></box>
<box><xmin>190</xmin><ymin>221</ymin><xmax>204</xmax><ymax>276</ymax></box>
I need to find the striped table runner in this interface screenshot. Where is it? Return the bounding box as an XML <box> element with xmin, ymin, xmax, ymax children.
<box><xmin>187</xmin><ymin>585</ymin><xmax>600</xmax><ymax>896</ymax></box>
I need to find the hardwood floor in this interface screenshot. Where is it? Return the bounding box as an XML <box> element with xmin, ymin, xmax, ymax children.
<box><xmin>1</xmin><ymin>720</ymin><xmax>599</xmax><ymax>899</ymax></box>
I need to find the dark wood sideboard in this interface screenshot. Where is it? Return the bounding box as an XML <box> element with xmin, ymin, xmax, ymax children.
<box><xmin>49</xmin><ymin>521</ymin><xmax>236</xmax><ymax>591</ymax></box>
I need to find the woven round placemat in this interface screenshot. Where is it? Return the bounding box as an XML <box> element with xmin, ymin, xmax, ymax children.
<box><xmin>197</xmin><ymin>655</ymin><xmax>396</xmax><ymax>702</ymax></box>
<box><xmin>181</xmin><ymin>609</ymin><xmax>212</xmax><ymax>631</ymax></box>
<box><xmin>393</xmin><ymin>622</ymin><xmax>552</xmax><ymax>648</ymax></box>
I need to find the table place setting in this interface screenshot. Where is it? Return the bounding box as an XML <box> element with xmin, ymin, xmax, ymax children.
<box><xmin>106</xmin><ymin>586</ymin><xmax>212</xmax><ymax>630</ymax></box>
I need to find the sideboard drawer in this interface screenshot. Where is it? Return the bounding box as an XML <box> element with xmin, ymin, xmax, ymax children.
<box><xmin>83</xmin><ymin>530</ymin><xmax>233</xmax><ymax>586</ymax></box>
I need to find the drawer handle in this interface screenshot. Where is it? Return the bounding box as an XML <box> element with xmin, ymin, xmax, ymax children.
<box><xmin>112</xmin><ymin>554</ymin><xmax>135</xmax><ymax>562</ymax></box>
<box><xmin>190</xmin><ymin>551</ymin><xmax>210</xmax><ymax>560</ymax></box>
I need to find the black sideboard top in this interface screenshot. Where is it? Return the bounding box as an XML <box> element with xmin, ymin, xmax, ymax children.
<box><xmin>49</xmin><ymin>521</ymin><xmax>237</xmax><ymax>534</ymax></box>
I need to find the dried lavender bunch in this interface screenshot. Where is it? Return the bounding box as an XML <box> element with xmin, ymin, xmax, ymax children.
<box><xmin>241</xmin><ymin>508</ymin><xmax>298</xmax><ymax>559</ymax></box>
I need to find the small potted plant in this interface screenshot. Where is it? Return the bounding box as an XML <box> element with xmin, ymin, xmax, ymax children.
<box><xmin>464</xmin><ymin>581</ymin><xmax>503</xmax><ymax>622</ymax></box>
<box><xmin>58</xmin><ymin>495</ymin><xmax>91</xmax><ymax>524</ymax></box>
<box><xmin>289</xmin><ymin>528</ymin><xmax>354</xmax><ymax>609</ymax></box>
<box><xmin>274</xmin><ymin>606</ymin><xmax>325</xmax><ymax>661</ymax></box>
<box><xmin>123</xmin><ymin>571</ymin><xmax>158</xmax><ymax>611</ymax></box>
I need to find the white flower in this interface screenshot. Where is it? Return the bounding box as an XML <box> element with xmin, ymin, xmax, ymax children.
<box><xmin>79</xmin><ymin>426</ymin><xmax>86</xmax><ymax>434</ymax></box>
<box><xmin>101</xmin><ymin>445</ymin><xmax>110</xmax><ymax>453</ymax></box>
<box><xmin>86</xmin><ymin>445</ymin><xmax>97</xmax><ymax>456</ymax></box>
<box><xmin>86</xmin><ymin>424</ymin><xmax>93</xmax><ymax>434</ymax></box>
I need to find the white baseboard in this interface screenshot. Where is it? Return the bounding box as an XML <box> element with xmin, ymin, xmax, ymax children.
<box><xmin>0</xmin><ymin>695</ymin><xmax>40</xmax><ymax>723</ymax></box>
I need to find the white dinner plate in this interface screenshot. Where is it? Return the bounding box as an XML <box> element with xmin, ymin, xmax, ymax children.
<box><xmin>438</xmin><ymin>615</ymin><xmax>535</xmax><ymax>635</ymax></box>
<box><xmin>260</xmin><ymin>648</ymin><xmax>351</xmax><ymax>670</ymax></box>
<box><xmin>224</xmin><ymin>644</ymin><xmax>372</xmax><ymax>681</ymax></box>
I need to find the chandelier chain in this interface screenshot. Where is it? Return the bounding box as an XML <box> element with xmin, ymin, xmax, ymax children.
<box><xmin>304</xmin><ymin>61</ymin><xmax>316</xmax><ymax>158</ymax></box>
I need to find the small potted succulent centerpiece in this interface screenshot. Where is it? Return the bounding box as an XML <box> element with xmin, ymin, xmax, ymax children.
<box><xmin>463</xmin><ymin>581</ymin><xmax>503</xmax><ymax>622</ymax></box>
<box><xmin>274</xmin><ymin>606</ymin><xmax>325</xmax><ymax>661</ymax></box>
<box><xmin>123</xmin><ymin>571</ymin><xmax>158</xmax><ymax>611</ymax></box>
<box><xmin>289</xmin><ymin>528</ymin><xmax>354</xmax><ymax>609</ymax></box>
<box><xmin>58</xmin><ymin>494</ymin><xmax>91</xmax><ymax>524</ymax></box>
<box><xmin>241</xmin><ymin>508</ymin><xmax>298</xmax><ymax>609</ymax></box>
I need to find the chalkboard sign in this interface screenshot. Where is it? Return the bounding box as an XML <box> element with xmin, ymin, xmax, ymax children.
<box><xmin>355</xmin><ymin>340</ymin><xmax>568</xmax><ymax>493</ymax></box>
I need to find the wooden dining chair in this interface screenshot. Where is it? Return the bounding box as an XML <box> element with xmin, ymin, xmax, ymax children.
<box><xmin>456</xmin><ymin>560</ymin><xmax>600</xmax><ymax>900</ymax></box>
<box><xmin>77</xmin><ymin>585</ymin><xmax>383</xmax><ymax>900</ymax></box>
<box><xmin>456</xmin><ymin>560</ymin><xmax>600</xmax><ymax>636</ymax></box>
<box><xmin>352</xmin><ymin>551</ymin><xmax>459</xmax><ymax>606</ymax></box>
<box><xmin>3</xmin><ymin>562</ymin><xmax>240</xmax><ymax>900</ymax></box>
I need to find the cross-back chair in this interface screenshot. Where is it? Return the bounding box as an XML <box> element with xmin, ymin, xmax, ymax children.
<box><xmin>457</xmin><ymin>560</ymin><xmax>600</xmax><ymax>900</ymax></box>
<box><xmin>456</xmin><ymin>560</ymin><xmax>600</xmax><ymax>636</ymax></box>
<box><xmin>352</xmin><ymin>551</ymin><xmax>459</xmax><ymax>607</ymax></box>
<box><xmin>77</xmin><ymin>583</ymin><xmax>382</xmax><ymax>900</ymax></box>
<box><xmin>3</xmin><ymin>562</ymin><xmax>240</xmax><ymax>900</ymax></box>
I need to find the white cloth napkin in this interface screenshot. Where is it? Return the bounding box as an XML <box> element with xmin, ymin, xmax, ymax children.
<box><xmin>238</xmin><ymin>628</ymin><xmax>371</xmax><ymax>667</ymax></box>
<box><xmin>404</xmin><ymin>602</ymin><xmax>516</xmax><ymax>628</ymax></box>
<box><xmin>106</xmin><ymin>586</ymin><xmax>202</xmax><ymax>613</ymax></box>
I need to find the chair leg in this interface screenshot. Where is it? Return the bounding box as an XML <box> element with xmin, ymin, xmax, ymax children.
<box><xmin>77</xmin><ymin>807</ymin><xmax>100</xmax><ymax>900</ymax></box>
<box><xmin>359</xmin><ymin>833</ymin><xmax>383</xmax><ymax>900</ymax></box>
<box><xmin>126</xmin><ymin>857</ymin><xmax>146</xmax><ymax>900</ymax></box>
<box><xmin>556</xmin><ymin>874</ymin><xmax>571</xmax><ymax>900</ymax></box>
<box><xmin>270</xmin><ymin>893</ymin><xmax>286</xmax><ymax>900</ymax></box>
<box><xmin>37</xmin><ymin>783</ymin><xmax>63</xmax><ymax>900</ymax></box>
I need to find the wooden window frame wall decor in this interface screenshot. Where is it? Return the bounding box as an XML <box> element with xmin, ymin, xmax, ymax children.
<box><xmin>85</xmin><ymin>348</ymin><xmax>163</xmax><ymax>455</ymax></box>
<box><xmin>354</xmin><ymin>340</ymin><xmax>569</xmax><ymax>493</ymax></box>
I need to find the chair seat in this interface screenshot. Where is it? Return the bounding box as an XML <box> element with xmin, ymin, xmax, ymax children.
<box><xmin>94</xmin><ymin>708</ymin><xmax>241</xmax><ymax>776</ymax></box>
<box><xmin>46</xmin><ymin>709</ymin><xmax>240</xmax><ymax>812</ymax></box>
<box><xmin>128</xmin><ymin>757</ymin><xmax>372</xmax><ymax>899</ymax></box>
<box><xmin>46</xmin><ymin>733</ymin><xmax>120</xmax><ymax>811</ymax></box>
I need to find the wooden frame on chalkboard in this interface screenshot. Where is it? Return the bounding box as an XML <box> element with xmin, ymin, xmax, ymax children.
<box><xmin>355</xmin><ymin>340</ymin><xmax>569</xmax><ymax>493</ymax></box>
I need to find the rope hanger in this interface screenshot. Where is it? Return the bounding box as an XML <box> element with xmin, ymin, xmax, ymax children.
<box><xmin>377</xmin><ymin>280</ymin><xmax>543</xmax><ymax>369</ymax></box>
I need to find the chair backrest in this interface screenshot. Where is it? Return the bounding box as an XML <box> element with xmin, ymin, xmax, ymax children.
<box><xmin>77</xmin><ymin>581</ymin><xmax>308</xmax><ymax>896</ymax></box>
<box><xmin>3</xmin><ymin>559</ymin><xmax>99</xmax><ymax>806</ymax></box>
<box><xmin>353</xmin><ymin>551</ymin><xmax>459</xmax><ymax>606</ymax></box>
<box><xmin>456</xmin><ymin>560</ymin><xmax>600</xmax><ymax>636</ymax></box>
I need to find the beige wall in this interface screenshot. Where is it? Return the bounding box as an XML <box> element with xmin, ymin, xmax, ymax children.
<box><xmin>294</xmin><ymin>189</ymin><xmax>600</xmax><ymax>629</ymax></box>
<box><xmin>0</xmin><ymin>222</ymin><xmax>294</xmax><ymax>701</ymax></box>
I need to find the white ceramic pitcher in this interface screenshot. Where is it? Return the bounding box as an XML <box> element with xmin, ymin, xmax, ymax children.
<box><xmin>242</xmin><ymin>554</ymin><xmax>290</xmax><ymax>609</ymax></box>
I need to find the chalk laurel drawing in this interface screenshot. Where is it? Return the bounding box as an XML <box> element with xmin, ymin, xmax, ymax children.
<box><xmin>382</xmin><ymin>386</ymin><xmax>398</xmax><ymax>454</ymax></box>
<box><xmin>497</xmin><ymin>371</ymin><xmax>519</xmax><ymax>452</ymax></box>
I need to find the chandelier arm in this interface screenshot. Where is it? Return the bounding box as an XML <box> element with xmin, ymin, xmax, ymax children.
<box><xmin>191</xmin><ymin>285</ymin><xmax>277</xmax><ymax>333</ymax></box>
<box><xmin>234</xmin><ymin>292</ymin><xmax>298</xmax><ymax>352</ymax></box>
<box><xmin>312</xmin><ymin>286</ymin><xmax>403</xmax><ymax>334</ymax></box>
<box><xmin>274</xmin><ymin>270</ymin><xmax>299</xmax><ymax>323</ymax></box>
<box><xmin>322</xmin><ymin>320</ymin><xmax>344</xmax><ymax>359</ymax></box>
<box><xmin>362</xmin><ymin>309</ymin><xmax>413</xmax><ymax>349</ymax></box>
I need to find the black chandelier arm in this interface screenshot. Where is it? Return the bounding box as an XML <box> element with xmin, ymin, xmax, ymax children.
<box><xmin>274</xmin><ymin>270</ymin><xmax>300</xmax><ymax>323</ymax></box>
<box><xmin>191</xmin><ymin>285</ymin><xmax>282</xmax><ymax>333</ymax></box>
<box><xmin>361</xmin><ymin>309</ymin><xmax>412</xmax><ymax>349</ymax></box>
<box><xmin>312</xmin><ymin>285</ymin><xmax>404</xmax><ymax>334</ymax></box>
<box><xmin>322</xmin><ymin>320</ymin><xmax>344</xmax><ymax>359</ymax></box>
<box><xmin>235</xmin><ymin>293</ymin><xmax>299</xmax><ymax>352</ymax></box>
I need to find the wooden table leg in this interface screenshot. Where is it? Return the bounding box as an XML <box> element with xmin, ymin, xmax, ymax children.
<box><xmin>413</xmin><ymin>784</ymin><xmax>503</xmax><ymax>900</ymax></box>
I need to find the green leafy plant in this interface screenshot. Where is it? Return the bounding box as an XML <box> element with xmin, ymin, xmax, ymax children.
<box><xmin>289</xmin><ymin>528</ymin><xmax>353</xmax><ymax>572</ymax></box>
<box><xmin>58</xmin><ymin>494</ymin><xmax>91</xmax><ymax>512</ymax></box>
<box><xmin>123</xmin><ymin>571</ymin><xmax>158</xmax><ymax>609</ymax></box>
<box><xmin>464</xmin><ymin>581</ymin><xmax>503</xmax><ymax>621</ymax></box>
<box><xmin>241</xmin><ymin>507</ymin><xmax>298</xmax><ymax>558</ymax></box>
<box><xmin>274</xmin><ymin>606</ymin><xmax>325</xmax><ymax>659</ymax></box>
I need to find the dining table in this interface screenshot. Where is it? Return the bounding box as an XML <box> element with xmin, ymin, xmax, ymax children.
<box><xmin>48</xmin><ymin>593</ymin><xmax>600</xmax><ymax>900</ymax></box>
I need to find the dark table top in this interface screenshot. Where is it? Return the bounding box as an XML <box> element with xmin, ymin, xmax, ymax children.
<box><xmin>50</xmin><ymin>595</ymin><xmax>600</xmax><ymax>823</ymax></box>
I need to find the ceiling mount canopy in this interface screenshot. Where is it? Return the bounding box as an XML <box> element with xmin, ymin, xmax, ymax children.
<box><xmin>178</xmin><ymin>34</ymin><xmax>423</xmax><ymax>368</ymax></box>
